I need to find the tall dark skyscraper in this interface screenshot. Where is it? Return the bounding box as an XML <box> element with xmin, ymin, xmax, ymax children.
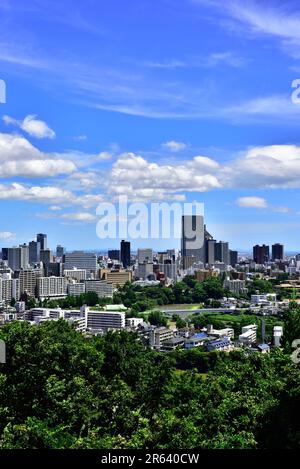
<box><xmin>272</xmin><ymin>243</ymin><xmax>284</xmax><ymax>261</ymax></box>
<box><xmin>253</xmin><ymin>245</ymin><xmax>270</xmax><ymax>264</ymax></box>
<box><xmin>1</xmin><ymin>248</ymin><xmax>8</xmax><ymax>261</ymax></box>
<box><xmin>29</xmin><ymin>240</ymin><xmax>41</xmax><ymax>263</ymax></box>
<box><xmin>214</xmin><ymin>241</ymin><xmax>229</xmax><ymax>265</ymax></box>
<box><xmin>37</xmin><ymin>233</ymin><xmax>47</xmax><ymax>251</ymax></box>
<box><xmin>120</xmin><ymin>240</ymin><xmax>131</xmax><ymax>269</ymax></box>
<box><xmin>229</xmin><ymin>250</ymin><xmax>238</xmax><ymax>267</ymax></box>
<box><xmin>181</xmin><ymin>215</ymin><xmax>205</xmax><ymax>263</ymax></box>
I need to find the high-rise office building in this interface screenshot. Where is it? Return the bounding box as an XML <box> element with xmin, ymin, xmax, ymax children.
<box><xmin>206</xmin><ymin>239</ymin><xmax>216</xmax><ymax>264</ymax></box>
<box><xmin>1</xmin><ymin>248</ymin><xmax>8</xmax><ymax>261</ymax></box>
<box><xmin>29</xmin><ymin>240</ymin><xmax>41</xmax><ymax>263</ymax></box>
<box><xmin>7</xmin><ymin>245</ymin><xmax>29</xmax><ymax>271</ymax></box>
<box><xmin>40</xmin><ymin>249</ymin><xmax>53</xmax><ymax>266</ymax></box>
<box><xmin>181</xmin><ymin>215</ymin><xmax>205</xmax><ymax>263</ymax></box>
<box><xmin>137</xmin><ymin>248</ymin><xmax>153</xmax><ymax>264</ymax></box>
<box><xmin>215</xmin><ymin>241</ymin><xmax>229</xmax><ymax>265</ymax></box>
<box><xmin>37</xmin><ymin>233</ymin><xmax>47</xmax><ymax>251</ymax></box>
<box><xmin>120</xmin><ymin>240</ymin><xmax>131</xmax><ymax>269</ymax></box>
<box><xmin>56</xmin><ymin>245</ymin><xmax>65</xmax><ymax>258</ymax></box>
<box><xmin>45</xmin><ymin>262</ymin><xmax>62</xmax><ymax>277</ymax></box>
<box><xmin>272</xmin><ymin>243</ymin><xmax>284</xmax><ymax>261</ymax></box>
<box><xmin>108</xmin><ymin>250</ymin><xmax>120</xmax><ymax>261</ymax></box>
<box><xmin>253</xmin><ymin>245</ymin><xmax>270</xmax><ymax>264</ymax></box>
<box><xmin>64</xmin><ymin>251</ymin><xmax>98</xmax><ymax>274</ymax></box>
<box><xmin>229</xmin><ymin>250</ymin><xmax>238</xmax><ymax>267</ymax></box>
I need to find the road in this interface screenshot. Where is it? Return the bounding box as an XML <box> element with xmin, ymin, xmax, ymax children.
<box><xmin>161</xmin><ymin>308</ymin><xmax>241</xmax><ymax>318</ymax></box>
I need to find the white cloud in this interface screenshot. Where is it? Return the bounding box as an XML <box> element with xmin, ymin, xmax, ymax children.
<box><xmin>142</xmin><ymin>51</ymin><xmax>246</xmax><ymax>69</ymax></box>
<box><xmin>3</xmin><ymin>114</ymin><xmax>55</xmax><ymax>139</ymax></box>
<box><xmin>227</xmin><ymin>145</ymin><xmax>300</xmax><ymax>189</ymax></box>
<box><xmin>106</xmin><ymin>144</ymin><xmax>300</xmax><ymax>203</ymax></box>
<box><xmin>0</xmin><ymin>231</ymin><xmax>15</xmax><ymax>240</ymax></box>
<box><xmin>95</xmin><ymin>151</ymin><xmax>113</xmax><ymax>161</ymax></box>
<box><xmin>73</xmin><ymin>135</ymin><xmax>87</xmax><ymax>141</ymax></box>
<box><xmin>162</xmin><ymin>141</ymin><xmax>187</xmax><ymax>152</ymax></box>
<box><xmin>195</xmin><ymin>0</ymin><xmax>300</xmax><ymax>58</ymax></box>
<box><xmin>61</xmin><ymin>212</ymin><xmax>96</xmax><ymax>222</ymax></box>
<box><xmin>0</xmin><ymin>183</ymin><xmax>75</xmax><ymax>204</ymax></box>
<box><xmin>0</xmin><ymin>133</ymin><xmax>76</xmax><ymax>177</ymax></box>
<box><xmin>236</xmin><ymin>196</ymin><xmax>268</xmax><ymax>209</ymax></box>
<box><xmin>108</xmin><ymin>152</ymin><xmax>221</xmax><ymax>202</ymax></box>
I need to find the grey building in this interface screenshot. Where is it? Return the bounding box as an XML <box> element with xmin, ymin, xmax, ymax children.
<box><xmin>181</xmin><ymin>215</ymin><xmax>205</xmax><ymax>263</ymax></box>
<box><xmin>7</xmin><ymin>245</ymin><xmax>29</xmax><ymax>271</ymax></box>
<box><xmin>215</xmin><ymin>241</ymin><xmax>229</xmax><ymax>265</ymax></box>
<box><xmin>64</xmin><ymin>251</ymin><xmax>98</xmax><ymax>274</ymax></box>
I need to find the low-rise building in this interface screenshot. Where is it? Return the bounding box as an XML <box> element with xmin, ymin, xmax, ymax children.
<box><xmin>149</xmin><ymin>327</ymin><xmax>174</xmax><ymax>349</ymax></box>
<box><xmin>206</xmin><ymin>336</ymin><xmax>233</xmax><ymax>352</ymax></box>
<box><xmin>239</xmin><ymin>324</ymin><xmax>257</xmax><ymax>344</ymax></box>
<box><xmin>185</xmin><ymin>332</ymin><xmax>208</xmax><ymax>349</ymax></box>
<box><xmin>100</xmin><ymin>269</ymin><xmax>132</xmax><ymax>288</ymax></box>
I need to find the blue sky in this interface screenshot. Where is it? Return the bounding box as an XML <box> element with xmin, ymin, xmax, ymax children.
<box><xmin>1</xmin><ymin>0</ymin><xmax>300</xmax><ymax>252</ymax></box>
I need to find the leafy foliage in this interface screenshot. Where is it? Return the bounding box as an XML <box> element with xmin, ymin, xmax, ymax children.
<box><xmin>0</xmin><ymin>313</ymin><xmax>299</xmax><ymax>449</ymax></box>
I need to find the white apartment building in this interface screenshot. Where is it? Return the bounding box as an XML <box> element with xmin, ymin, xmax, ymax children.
<box><xmin>85</xmin><ymin>309</ymin><xmax>125</xmax><ymax>331</ymax></box>
<box><xmin>84</xmin><ymin>280</ymin><xmax>114</xmax><ymax>298</ymax></box>
<box><xmin>67</xmin><ymin>282</ymin><xmax>86</xmax><ymax>296</ymax></box>
<box><xmin>239</xmin><ymin>324</ymin><xmax>258</xmax><ymax>344</ymax></box>
<box><xmin>0</xmin><ymin>277</ymin><xmax>20</xmax><ymax>304</ymax></box>
<box><xmin>37</xmin><ymin>276</ymin><xmax>67</xmax><ymax>299</ymax></box>
<box><xmin>206</xmin><ymin>324</ymin><xmax>234</xmax><ymax>339</ymax></box>
<box><xmin>64</xmin><ymin>268</ymin><xmax>87</xmax><ymax>282</ymax></box>
<box><xmin>125</xmin><ymin>317</ymin><xmax>144</xmax><ymax>328</ymax></box>
<box><xmin>251</xmin><ymin>293</ymin><xmax>277</xmax><ymax>305</ymax></box>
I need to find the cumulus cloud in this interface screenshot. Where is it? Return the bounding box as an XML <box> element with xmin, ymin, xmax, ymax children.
<box><xmin>227</xmin><ymin>145</ymin><xmax>300</xmax><ymax>189</ymax></box>
<box><xmin>162</xmin><ymin>140</ymin><xmax>187</xmax><ymax>152</ymax></box>
<box><xmin>0</xmin><ymin>133</ymin><xmax>76</xmax><ymax>177</ymax></box>
<box><xmin>0</xmin><ymin>231</ymin><xmax>15</xmax><ymax>240</ymax></box>
<box><xmin>3</xmin><ymin>114</ymin><xmax>56</xmax><ymax>139</ymax></box>
<box><xmin>108</xmin><ymin>152</ymin><xmax>221</xmax><ymax>202</ymax></box>
<box><xmin>104</xmin><ymin>144</ymin><xmax>300</xmax><ymax>202</ymax></box>
<box><xmin>0</xmin><ymin>183</ymin><xmax>75</xmax><ymax>204</ymax></box>
<box><xmin>0</xmin><ymin>182</ymin><xmax>104</xmax><ymax>209</ymax></box>
<box><xmin>236</xmin><ymin>196</ymin><xmax>268</xmax><ymax>209</ymax></box>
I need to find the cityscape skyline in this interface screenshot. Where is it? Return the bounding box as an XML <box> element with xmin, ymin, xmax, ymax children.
<box><xmin>1</xmin><ymin>1</ymin><xmax>300</xmax><ymax>251</ymax></box>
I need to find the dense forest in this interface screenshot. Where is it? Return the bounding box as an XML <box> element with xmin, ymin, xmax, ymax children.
<box><xmin>0</xmin><ymin>303</ymin><xmax>299</xmax><ymax>449</ymax></box>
